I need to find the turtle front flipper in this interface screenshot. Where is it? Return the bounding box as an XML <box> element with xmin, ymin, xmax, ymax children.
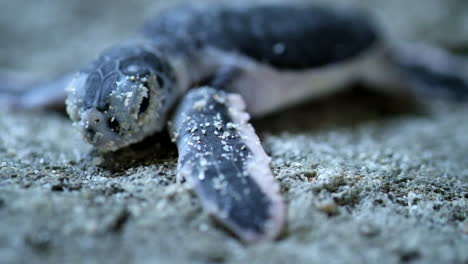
<box><xmin>0</xmin><ymin>70</ymin><xmax>72</xmax><ymax>110</ymax></box>
<box><xmin>170</xmin><ymin>87</ymin><xmax>285</xmax><ymax>243</ymax></box>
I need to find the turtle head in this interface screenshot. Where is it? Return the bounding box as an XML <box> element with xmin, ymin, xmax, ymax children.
<box><xmin>66</xmin><ymin>43</ymin><xmax>177</xmax><ymax>152</ymax></box>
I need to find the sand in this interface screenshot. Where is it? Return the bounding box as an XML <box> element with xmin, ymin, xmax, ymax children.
<box><xmin>1</xmin><ymin>1</ymin><xmax>467</xmax><ymax>263</ymax></box>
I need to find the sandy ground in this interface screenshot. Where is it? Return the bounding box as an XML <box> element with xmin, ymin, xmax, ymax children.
<box><xmin>1</xmin><ymin>0</ymin><xmax>467</xmax><ymax>263</ymax></box>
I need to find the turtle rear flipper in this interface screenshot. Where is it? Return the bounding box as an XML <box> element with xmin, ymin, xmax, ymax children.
<box><xmin>390</xmin><ymin>43</ymin><xmax>468</xmax><ymax>100</ymax></box>
<box><xmin>170</xmin><ymin>87</ymin><xmax>285</xmax><ymax>243</ymax></box>
<box><xmin>362</xmin><ymin>43</ymin><xmax>468</xmax><ymax>100</ymax></box>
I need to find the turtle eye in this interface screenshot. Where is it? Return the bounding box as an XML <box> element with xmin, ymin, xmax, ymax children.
<box><xmin>156</xmin><ymin>74</ymin><xmax>165</xmax><ymax>88</ymax></box>
<box><xmin>139</xmin><ymin>92</ymin><xmax>150</xmax><ymax>115</ymax></box>
<box><xmin>108</xmin><ymin>117</ymin><xmax>120</xmax><ymax>133</ymax></box>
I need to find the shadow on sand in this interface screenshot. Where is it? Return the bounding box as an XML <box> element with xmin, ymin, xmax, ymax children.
<box><xmin>98</xmin><ymin>85</ymin><xmax>425</xmax><ymax>172</ymax></box>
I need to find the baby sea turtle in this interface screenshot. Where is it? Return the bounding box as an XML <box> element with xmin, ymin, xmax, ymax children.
<box><xmin>2</xmin><ymin>4</ymin><xmax>468</xmax><ymax>243</ymax></box>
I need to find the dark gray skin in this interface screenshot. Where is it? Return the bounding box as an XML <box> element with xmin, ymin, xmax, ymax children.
<box><xmin>1</xmin><ymin>4</ymin><xmax>468</xmax><ymax>243</ymax></box>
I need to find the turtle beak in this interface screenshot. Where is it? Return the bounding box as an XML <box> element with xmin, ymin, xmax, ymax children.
<box><xmin>78</xmin><ymin>108</ymin><xmax>121</xmax><ymax>151</ymax></box>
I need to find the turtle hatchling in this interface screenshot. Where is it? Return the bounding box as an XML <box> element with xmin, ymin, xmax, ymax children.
<box><xmin>2</xmin><ymin>4</ymin><xmax>468</xmax><ymax>243</ymax></box>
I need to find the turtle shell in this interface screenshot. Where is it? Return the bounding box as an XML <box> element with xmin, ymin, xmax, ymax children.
<box><xmin>141</xmin><ymin>4</ymin><xmax>380</xmax><ymax>70</ymax></box>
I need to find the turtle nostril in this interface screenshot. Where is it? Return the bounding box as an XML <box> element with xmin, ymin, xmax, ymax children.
<box><xmin>108</xmin><ymin>117</ymin><xmax>120</xmax><ymax>133</ymax></box>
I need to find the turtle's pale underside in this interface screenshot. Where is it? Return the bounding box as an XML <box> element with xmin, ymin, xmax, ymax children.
<box><xmin>1</xmin><ymin>4</ymin><xmax>468</xmax><ymax>243</ymax></box>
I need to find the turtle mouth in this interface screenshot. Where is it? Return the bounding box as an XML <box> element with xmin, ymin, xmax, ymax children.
<box><xmin>80</xmin><ymin>127</ymin><xmax>126</xmax><ymax>152</ymax></box>
<box><xmin>77</xmin><ymin>108</ymin><xmax>126</xmax><ymax>152</ymax></box>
